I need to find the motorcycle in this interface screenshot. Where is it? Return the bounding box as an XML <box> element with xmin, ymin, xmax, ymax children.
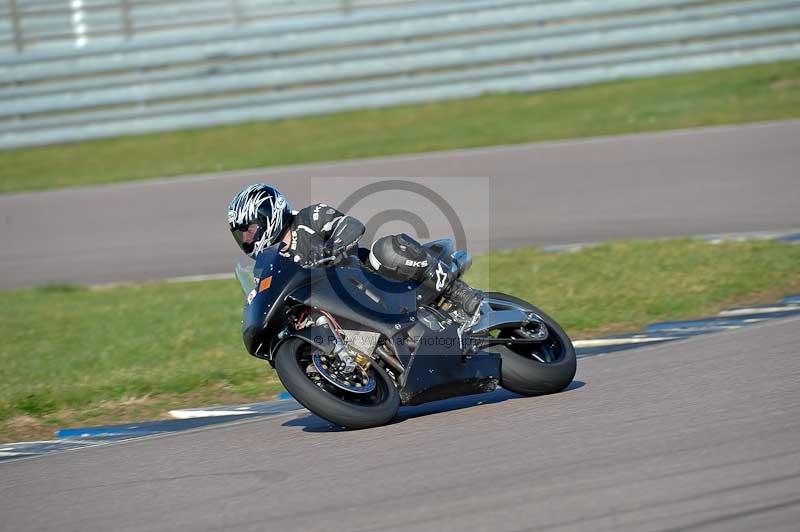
<box><xmin>235</xmin><ymin>239</ymin><xmax>576</xmax><ymax>429</ymax></box>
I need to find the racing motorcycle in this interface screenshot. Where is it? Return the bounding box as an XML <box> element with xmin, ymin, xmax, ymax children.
<box><xmin>236</xmin><ymin>239</ymin><xmax>576</xmax><ymax>429</ymax></box>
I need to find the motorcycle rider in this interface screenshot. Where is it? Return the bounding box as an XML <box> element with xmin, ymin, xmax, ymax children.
<box><xmin>227</xmin><ymin>183</ymin><xmax>483</xmax><ymax>315</ymax></box>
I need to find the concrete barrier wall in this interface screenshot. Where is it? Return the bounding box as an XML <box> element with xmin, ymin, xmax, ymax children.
<box><xmin>1</xmin><ymin>0</ymin><xmax>799</xmax><ymax>149</ymax></box>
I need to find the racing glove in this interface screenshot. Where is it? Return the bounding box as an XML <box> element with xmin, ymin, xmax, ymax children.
<box><xmin>306</xmin><ymin>239</ymin><xmax>363</xmax><ymax>267</ymax></box>
<box><xmin>303</xmin><ymin>243</ymin><xmax>334</xmax><ymax>267</ymax></box>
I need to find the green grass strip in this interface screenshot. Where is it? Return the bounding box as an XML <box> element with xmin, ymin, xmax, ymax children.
<box><xmin>2</xmin><ymin>238</ymin><xmax>799</xmax><ymax>441</ymax></box>
<box><xmin>2</xmin><ymin>60</ymin><xmax>800</xmax><ymax>194</ymax></box>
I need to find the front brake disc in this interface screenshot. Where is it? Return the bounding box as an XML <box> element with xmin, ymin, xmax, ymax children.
<box><xmin>311</xmin><ymin>352</ymin><xmax>377</xmax><ymax>394</ymax></box>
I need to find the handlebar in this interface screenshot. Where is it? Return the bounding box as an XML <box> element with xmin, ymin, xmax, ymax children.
<box><xmin>304</xmin><ymin>241</ymin><xmax>360</xmax><ymax>268</ymax></box>
<box><xmin>304</xmin><ymin>254</ymin><xmax>338</xmax><ymax>268</ymax></box>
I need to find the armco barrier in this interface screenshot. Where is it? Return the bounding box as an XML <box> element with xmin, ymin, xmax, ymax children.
<box><xmin>1</xmin><ymin>0</ymin><xmax>417</xmax><ymax>52</ymax></box>
<box><xmin>1</xmin><ymin>0</ymin><xmax>799</xmax><ymax>149</ymax></box>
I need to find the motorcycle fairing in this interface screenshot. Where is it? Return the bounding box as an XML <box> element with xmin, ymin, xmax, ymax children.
<box><xmin>243</xmin><ymin>244</ymin><xmax>418</xmax><ymax>358</ymax></box>
<box><xmin>242</xmin><ymin>245</ymin><xmax>312</xmax><ymax>358</ymax></box>
<box><xmin>289</xmin><ymin>324</ymin><xmax>340</xmax><ymax>353</ymax></box>
<box><xmin>396</xmin><ymin>322</ymin><xmax>501</xmax><ymax>406</ymax></box>
<box><xmin>287</xmin><ymin>256</ymin><xmax>419</xmax><ymax>339</ymax></box>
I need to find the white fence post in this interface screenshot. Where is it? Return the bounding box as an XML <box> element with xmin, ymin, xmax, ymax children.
<box><xmin>70</xmin><ymin>0</ymin><xmax>88</xmax><ymax>48</ymax></box>
<box><xmin>121</xmin><ymin>0</ymin><xmax>134</xmax><ymax>40</ymax></box>
<box><xmin>228</xmin><ymin>0</ymin><xmax>243</xmax><ymax>27</ymax></box>
<box><xmin>7</xmin><ymin>0</ymin><xmax>23</xmax><ymax>52</ymax></box>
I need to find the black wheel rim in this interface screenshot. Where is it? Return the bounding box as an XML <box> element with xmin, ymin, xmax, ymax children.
<box><xmin>311</xmin><ymin>352</ymin><xmax>377</xmax><ymax>393</ymax></box>
<box><xmin>297</xmin><ymin>346</ymin><xmax>391</xmax><ymax>407</ymax></box>
<box><xmin>496</xmin><ymin>324</ymin><xmax>565</xmax><ymax>364</ymax></box>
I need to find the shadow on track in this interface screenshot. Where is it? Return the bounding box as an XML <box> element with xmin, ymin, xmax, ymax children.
<box><xmin>282</xmin><ymin>380</ymin><xmax>586</xmax><ymax>432</ymax></box>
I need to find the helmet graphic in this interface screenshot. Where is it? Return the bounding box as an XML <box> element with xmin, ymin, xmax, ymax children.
<box><xmin>227</xmin><ymin>184</ymin><xmax>293</xmax><ymax>257</ymax></box>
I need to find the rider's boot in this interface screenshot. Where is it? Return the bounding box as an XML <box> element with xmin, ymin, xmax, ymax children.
<box><xmin>414</xmin><ymin>252</ymin><xmax>483</xmax><ymax>317</ymax></box>
<box><xmin>442</xmin><ymin>279</ymin><xmax>483</xmax><ymax>316</ymax></box>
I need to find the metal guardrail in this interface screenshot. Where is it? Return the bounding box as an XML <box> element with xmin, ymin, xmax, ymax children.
<box><xmin>1</xmin><ymin>0</ymin><xmax>397</xmax><ymax>52</ymax></box>
<box><xmin>0</xmin><ymin>0</ymin><xmax>730</xmax><ymax>73</ymax></box>
<box><xmin>1</xmin><ymin>0</ymin><xmax>799</xmax><ymax>149</ymax></box>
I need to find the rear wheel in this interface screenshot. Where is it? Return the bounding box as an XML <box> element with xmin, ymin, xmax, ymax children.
<box><xmin>275</xmin><ymin>338</ymin><xmax>400</xmax><ymax>429</ymax></box>
<box><xmin>483</xmin><ymin>292</ymin><xmax>576</xmax><ymax>396</ymax></box>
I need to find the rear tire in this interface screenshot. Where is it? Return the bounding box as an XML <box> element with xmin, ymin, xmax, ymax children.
<box><xmin>484</xmin><ymin>292</ymin><xmax>577</xmax><ymax>396</ymax></box>
<box><xmin>275</xmin><ymin>338</ymin><xmax>400</xmax><ymax>429</ymax></box>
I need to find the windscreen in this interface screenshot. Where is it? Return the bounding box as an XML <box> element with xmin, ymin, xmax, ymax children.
<box><xmin>234</xmin><ymin>256</ymin><xmax>256</xmax><ymax>297</ymax></box>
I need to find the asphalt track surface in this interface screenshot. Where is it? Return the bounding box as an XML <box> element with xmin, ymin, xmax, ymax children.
<box><xmin>2</xmin><ymin>316</ymin><xmax>799</xmax><ymax>532</ymax></box>
<box><xmin>1</xmin><ymin>120</ymin><xmax>799</xmax><ymax>289</ymax></box>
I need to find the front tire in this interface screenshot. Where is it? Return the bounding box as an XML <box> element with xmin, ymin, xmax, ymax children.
<box><xmin>275</xmin><ymin>338</ymin><xmax>400</xmax><ymax>429</ymax></box>
<box><xmin>484</xmin><ymin>292</ymin><xmax>577</xmax><ymax>396</ymax></box>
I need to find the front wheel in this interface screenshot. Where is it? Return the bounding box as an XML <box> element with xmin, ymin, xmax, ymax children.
<box><xmin>274</xmin><ymin>338</ymin><xmax>400</xmax><ymax>429</ymax></box>
<box><xmin>483</xmin><ymin>292</ymin><xmax>577</xmax><ymax>396</ymax></box>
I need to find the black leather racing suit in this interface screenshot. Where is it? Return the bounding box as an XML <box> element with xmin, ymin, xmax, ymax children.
<box><xmin>281</xmin><ymin>204</ymin><xmax>471</xmax><ymax>309</ymax></box>
<box><xmin>280</xmin><ymin>203</ymin><xmax>366</xmax><ymax>266</ymax></box>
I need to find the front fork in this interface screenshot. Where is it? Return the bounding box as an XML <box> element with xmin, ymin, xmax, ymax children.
<box><xmin>284</xmin><ymin>315</ymin><xmax>373</xmax><ymax>374</ymax></box>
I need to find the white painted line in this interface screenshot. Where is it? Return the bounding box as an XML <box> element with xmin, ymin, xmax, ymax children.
<box><xmin>2</xmin><ymin>440</ymin><xmax>61</xmax><ymax>445</ymax></box>
<box><xmin>718</xmin><ymin>306</ymin><xmax>799</xmax><ymax>317</ymax></box>
<box><xmin>0</xmin><ymin>451</ymin><xmax>31</xmax><ymax>457</ymax></box>
<box><xmin>540</xmin><ymin>243</ymin><xmax>596</xmax><ymax>253</ymax></box>
<box><xmin>700</xmin><ymin>229</ymin><xmax>800</xmax><ymax>245</ymax></box>
<box><xmin>573</xmin><ymin>337</ymin><xmax>677</xmax><ymax>348</ymax></box>
<box><xmin>163</xmin><ymin>273</ymin><xmax>233</xmax><ymax>284</ymax></box>
<box><xmin>653</xmin><ymin>325</ymin><xmax>745</xmax><ymax>333</ymax></box>
<box><xmin>169</xmin><ymin>409</ymin><xmax>253</xmax><ymax>419</ymax></box>
<box><xmin>542</xmin><ymin>228</ymin><xmax>800</xmax><ymax>256</ymax></box>
<box><xmin>90</xmin><ymin>272</ymin><xmax>233</xmax><ymax>289</ymax></box>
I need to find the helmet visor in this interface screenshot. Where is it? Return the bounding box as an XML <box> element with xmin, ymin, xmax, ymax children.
<box><xmin>231</xmin><ymin>223</ymin><xmax>262</xmax><ymax>255</ymax></box>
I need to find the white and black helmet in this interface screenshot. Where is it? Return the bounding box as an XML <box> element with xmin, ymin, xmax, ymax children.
<box><xmin>227</xmin><ymin>184</ymin><xmax>293</xmax><ymax>257</ymax></box>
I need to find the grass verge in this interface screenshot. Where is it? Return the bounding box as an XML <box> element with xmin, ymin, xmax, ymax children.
<box><xmin>2</xmin><ymin>238</ymin><xmax>799</xmax><ymax>442</ymax></box>
<box><xmin>2</xmin><ymin>60</ymin><xmax>800</xmax><ymax>194</ymax></box>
